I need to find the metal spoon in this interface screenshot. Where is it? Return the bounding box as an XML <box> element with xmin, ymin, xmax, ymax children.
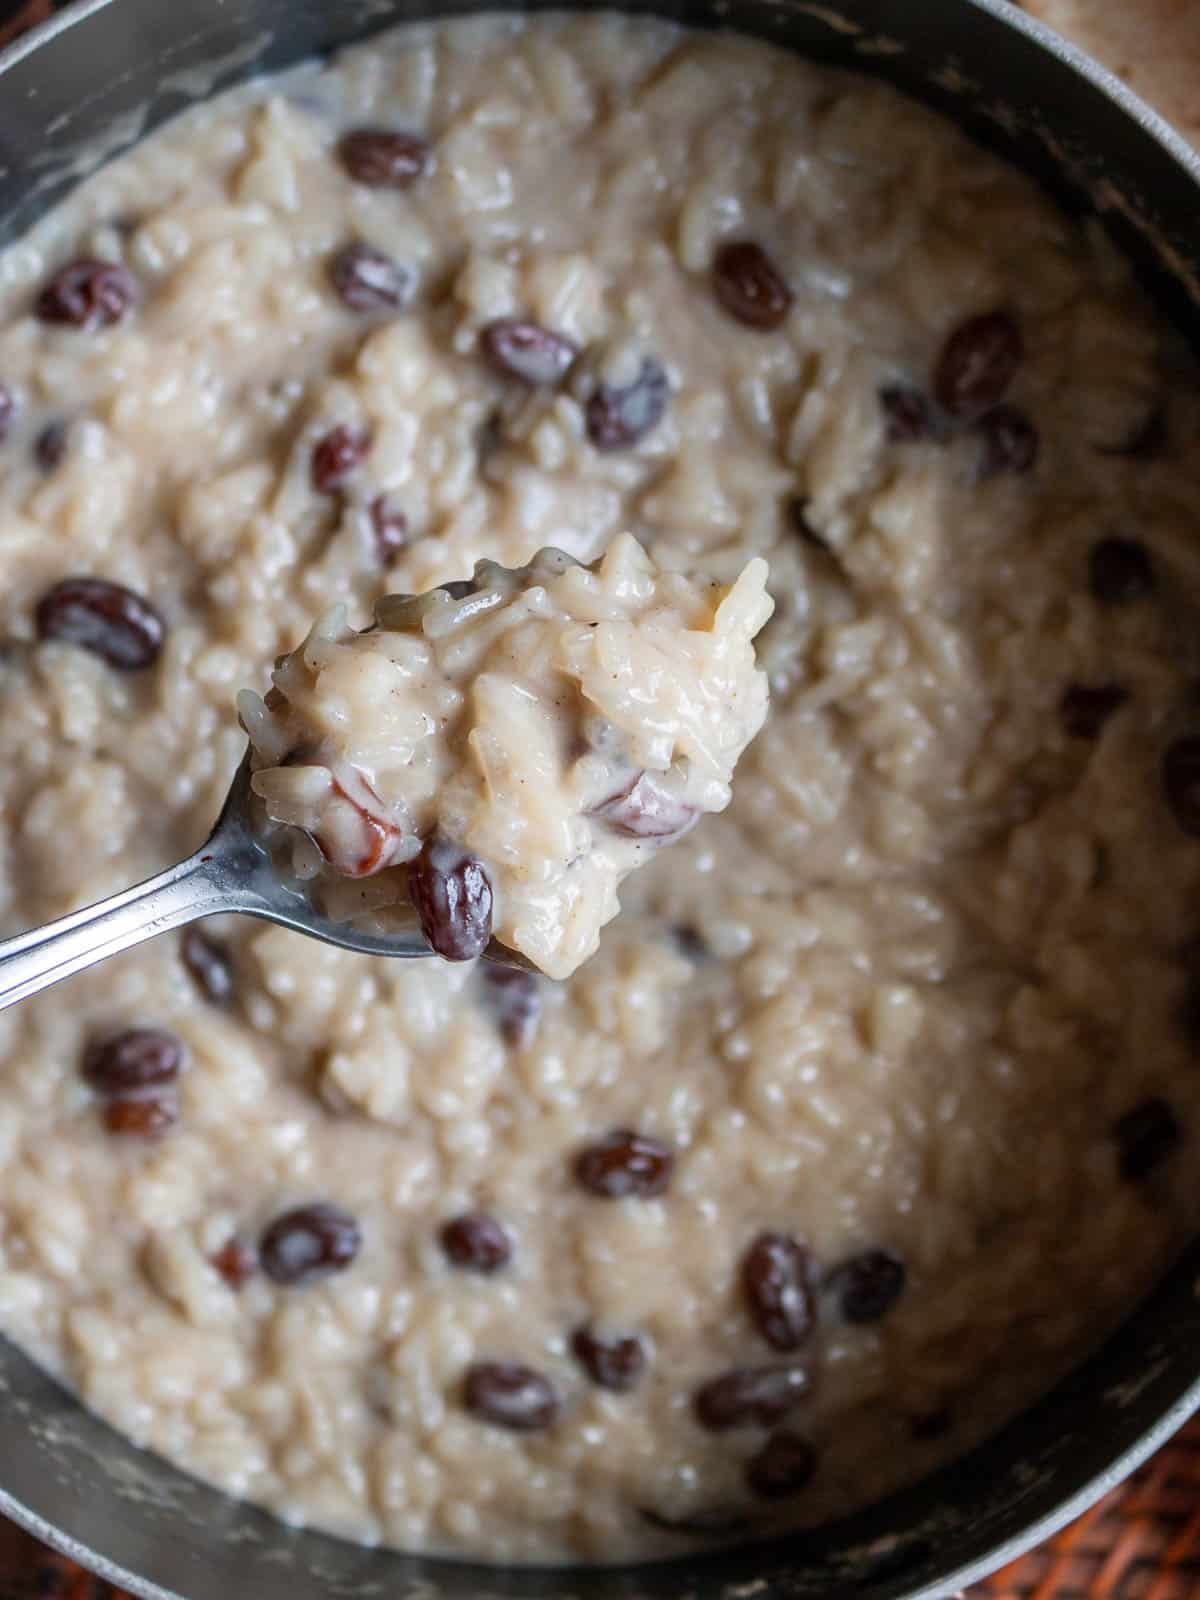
<box><xmin>0</xmin><ymin>746</ymin><xmax>514</xmax><ymax>1013</ymax></box>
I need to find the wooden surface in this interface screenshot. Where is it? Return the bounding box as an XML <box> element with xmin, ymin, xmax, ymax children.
<box><xmin>1</xmin><ymin>0</ymin><xmax>1200</xmax><ymax>1595</ymax></box>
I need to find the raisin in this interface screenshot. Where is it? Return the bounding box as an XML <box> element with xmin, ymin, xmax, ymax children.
<box><xmin>439</xmin><ymin>1212</ymin><xmax>512</xmax><ymax>1274</ymax></box>
<box><xmin>462</xmin><ymin>1361</ymin><xmax>560</xmax><ymax>1431</ymax></box>
<box><xmin>975</xmin><ymin>404</ymin><xmax>1038</xmax><ymax>478</ymax></box>
<box><xmin>1113</xmin><ymin>1097</ymin><xmax>1180</xmax><ymax>1181</ymax></box>
<box><xmin>481</xmin><ymin>318</ymin><xmax>578</xmax><ymax>386</ymax></box>
<box><xmin>370</xmin><ymin>494</ymin><xmax>408</xmax><ymax>564</ymax></box>
<box><xmin>104</xmin><ymin>1093</ymin><xmax>177</xmax><ymax>1138</ymax></box>
<box><xmin>1163</xmin><ymin>738</ymin><xmax>1200</xmax><ymax>837</ymax></box>
<box><xmin>692</xmin><ymin>1364</ymin><xmax>811</xmax><ymax>1430</ymax></box>
<box><xmin>0</xmin><ymin>384</ymin><xmax>14</xmax><ymax>443</ymax></box>
<box><xmin>260</xmin><ymin>1203</ymin><xmax>361</xmax><ymax>1286</ymax></box>
<box><xmin>585</xmin><ymin>357</ymin><xmax>668</xmax><ymax>451</ymax></box>
<box><xmin>590</xmin><ymin>772</ymin><xmax>699</xmax><ymax>842</ymax></box>
<box><xmin>1089</xmin><ymin>537</ymin><xmax>1153</xmax><ymax>604</ymax></box>
<box><xmin>34</xmin><ymin>420</ymin><xmax>68</xmax><ymax>472</ymax></box>
<box><xmin>745</xmin><ymin>1430</ymin><xmax>818</xmax><ymax>1500</ymax></box>
<box><xmin>312</xmin><ymin>424</ymin><xmax>371</xmax><ymax>493</ymax></box>
<box><xmin>338</xmin><ymin>128</ymin><xmax>430</xmax><ymax>189</ymax></box>
<box><xmin>712</xmin><ymin>241</ymin><xmax>793</xmax><ymax>331</ymax></box>
<box><xmin>825</xmin><ymin>1248</ymin><xmax>906</xmax><ymax>1323</ymax></box>
<box><xmin>35</xmin><ymin>577</ymin><xmax>165</xmax><ymax>670</ymax></box>
<box><xmin>570</xmin><ymin>1325</ymin><xmax>647</xmax><ymax>1391</ymax></box>
<box><xmin>408</xmin><ymin>837</ymin><xmax>494</xmax><ymax>961</ymax></box>
<box><xmin>210</xmin><ymin>1238</ymin><xmax>258</xmax><ymax>1288</ymax></box>
<box><xmin>329</xmin><ymin>242</ymin><xmax>416</xmax><ymax>314</ymax></box>
<box><xmin>574</xmin><ymin>1129</ymin><xmax>674</xmax><ymax>1199</ymax></box>
<box><xmin>181</xmin><ymin>926</ymin><xmax>236</xmax><ymax>1006</ymax></box>
<box><xmin>740</xmin><ymin>1232</ymin><xmax>814</xmax><ymax>1351</ymax></box>
<box><xmin>36</xmin><ymin>259</ymin><xmax>138</xmax><ymax>329</ymax></box>
<box><xmin>1059</xmin><ymin>683</ymin><xmax>1129</xmax><ymax>740</ymax></box>
<box><xmin>480</xmin><ymin>963</ymin><xmax>542</xmax><ymax>1049</ymax></box>
<box><xmin>83</xmin><ymin>1027</ymin><xmax>183</xmax><ymax>1093</ymax></box>
<box><xmin>879</xmin><ymin>385</ymin><xmax>935</xmax><ymax>443</ymax></box>
<box><xmin>933</xmin><ymin>309</ymin><xmax>1023</xmax><ymax>419</ymax></box>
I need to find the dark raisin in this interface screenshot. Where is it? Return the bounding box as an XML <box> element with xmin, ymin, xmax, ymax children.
<box><xmin>210</xmin><ymin>1237</ymin><xmax>258</xmax><ymax>1288</ymax></box>
<box><xmin>1089</xmin><ymin>537</ymin><xmax>1153</xmax><ymax>604</ymax></box>
<box><xmin>740</xmin><ymin>1232</ymin><xmax>815</xmax><ymax>1351</ymax></box>
<box><xmin>590</xmin><ymin>772</ymin><xmax>699</xmax><ymax>841</ymax></box>
<box><xmin>574</xmin><ymin>1129</ymin><xmax>674</xmax><ymax>1199</ymax></box>
<box><xmin>585</xmin><ymin>357</ymin><xmax>668</xmax><ymax>451</ymax></box>
<box><xmin>975</xmin><ymin>404</ymin><xmax>1038</xmax><ymax>478</ymax></box>
<box><xmin>1059</xmin><ymin>683</ymin><xmax>1129</xmax><ymax>740</ymax></box>
<box><xmin>34</xmin><ymin>420</ymin><xmax>68</xmax><ymax>472</ymax></box>
<box><xmin>481</xmin><ymin>318</ymin><xmax>578</xmax><ymax>386</ymax></box>
<box><xmin>36</xmin><ymin>259</ymin><xmax>139</xmax><ymax>329</ymax></box>
<box><xmin>1163</xmin><ymin>738</ymin><xmax>1200</xmax><ymax>837</ymax></box>
<box><xmin>825</xmin><ymin>1248</ymin><xmax>906</xmax><ymax>1323</ymax></box>
<box><xmin>462</xmin><ymin>1361</ymin><xmax>560</xmax><ymax>1431</ymax></box>
<box><xmin>329</xmin><ymin>242</ymin><xmax>416</xmax><ymax>313</ymax></box>
<box><xmin>439</xmin><ymin>1212</ymin><xmax>512</xmax><ymax>1274</ymax></box>
<box><xmin>745</xmin><ymin>1430</ymin><xmax>818</xmax><ymax>1500</ymax></box>
<box><xmin>879</xmin><ymin>385</ymin><xmax>934</xmax><ymax>443</ymax></box>
<box><xmin>408</xmin><ymin>837</ymin><xmax>494</xmax><ymax>961</ymax></box>
<box><xmin>480</xmin><ymin>963</ymin><xmax>542</xmax><ymax>1049</ymax></box>
<box><xmin>104</xmin><ymin>1093</ymin><xmax>177</xmax><ymax>1138</ymax></box>
<box><xmin>181</xmin><ymin>926</ymin><xmax>236</xmax><ymax>1006</ymax></box>
<box><xmin>639</xmin><ymin>1506</ymin><xmax>755</xmax><ymax>1538</ymax></box>
<box><xmin>787</xmin><ymin>496</ymin><xmax>829</xmax><ymax>552</ymax></box>
<box><xmin>0</xmin><ymin>384</ymin><xmax>14</xmax><ymax>443</ymax></box>
<box><xmin>312</xmin><ymin>424</ymin><xmax>371</xmax><ymax>493</ymax></box>
<box><xmin>910</xmin><ymin>1406</ymin><xmax>953</xmax><ymax>1441</ymax></box>
<box><xmin>693</xmin><ymin>1364</ymin><xmax>811</xmax><ymax>1430</ymax></box>
<box><xmin>712</xmin><ymin>241</ymin><xmax>793</xmax><ymax>331</ymax></box>
<box><xmin>83</xmin><ymin>1027</ymin><xmax>183</xmax><ymax>1093</ymax></box>
<box><xmin>260</xmin><ymin>1203</ymin><xmax>361</xmax><ymax>1286</ymax></box>
<box><xmin>35</xmin><ymin>577</ymin><xmax>165</xmax><ymax>670</ymax></box>
<box><xmin>1113</xmin><ymin>1097</ymin><xmax>1180</xmax><ymax>1181</ymax></box>
<box><xmin>1096</xmin><ymin>405</ymin><xmax>1167</xmax><ymax>460</ymax></box>
<box><xmin>570</xmin><ymin>1325</ymin><xmax>647</xmax><ymax>1391</ymax></box>
<box><xmin>338</xmin><ymin>128</ymin><xmax>430</xmax><ymax>189</ymax></box>
<box><xmin>933</xmin><ymin>309</ymin><xmax>1023</xmax><ymax>419</ymax></box>
<box><xmin>370</xmin><ymin>494</ymin><xmax>408</xmax><ymax>564</ymax></box>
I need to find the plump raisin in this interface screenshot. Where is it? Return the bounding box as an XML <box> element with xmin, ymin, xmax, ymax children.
<box><xmin>1113</xmin><ymin>1097</ymin><xmax>1180</xmax><ymax>1181</ymax></box>
<box><xmin>439</xmin><ymin>1212</ymin><xmax>512</xmax><ymax>1274</ymax></box>
<box><xmin>104</xmin><ymin>1093</ymin><xmax>177</xmax><ymax>1137</ymax></box>
<box><xmin>481</xmin><ymin>318</ymin><xmax>578</xmax><ymax>385</ymax></box>
<box><xmin>825</xmin><ymin>1248</ymin><xmax>906</xmax><ymax>1323</ymax></box>
<box><xmin>330</xmin><ymin>242</ymin><xmax>416</xmax><ymax>313</ymax></box>
<box><xmin>36</xmin><ymin>259</ymin><xmax>138</xmax><ymax>329</ymax></box>
<box><xmin>35</xmin><ymin>577</ymin><xmax>165</xmax><ymax>670</ymax></box>
<box><xmin>574</xmin><ymin>1129</ymin><xmax>674</xmax><ymax>1199</ymax></box>
<box><xmin>741</xmin><ymin>1232</ymin><xmax>815</xmax><ymax>1351</ymax></box>
<box><xmin>570</xmin><ymin>1325</ymin><xmax>647</xmax><ymax>1391</ymax></box>
<box><xmin>312</xmin><ymin>424</ymin><xmax>371</xmax><ymax>493</ymax></box>
<box><xmin>933</xmin><ymin>310</ymin><xmax>1023</xmax><ymax>419</ymax></box>
<box><xmin>181</xmin><ymin>926</ymin><xmax>235</xmax><ymax>1006</ymax></box>
<box><xmin>34</xmin><ymin>420</ymin><xmax>68</xmax><ymax>472</ymax></box>
<box><xmin>1096</xmin><ymin>405</ymin><xmax>1167</xmax><ymax>460</ymax></box>
<box><xmin>84</xmin><ymin>1027</ymin><xmax>183</xmax><ymax>1093</ymax></box>
<box><xmin>260</xmin><ymin>1203</ymin><xmax>361</xmax><ymax>1286</ymax></box>
<box><xmin>879</xmin><ymin>385</ymin><xmax>935</xmax><ymax>443</ymax></box>
<box><xmin>693</xmin><ymin>1364</ymin><xmax>811</xmax><ymax>1430</ymax></box>
<box><xmin>1059</xmin><ymin>683</ymin><xmax>1129</xmax><ymax>740</ymax></box>
<box><xmin>408</xmin><ymin>837</ymin><xmax>494</xmax><ymax>961</ymax></box>
<box><xmin>338</xmin><ymin>128</ymin><xmax>430</xmax><ymax>188</ymax></box>
<box><xmin>0</xmin><ymin>384</ymin><xmax>15</xmax><ymax>443</ymax></box>
<box><xmin>370</xmin><ymin>494</ymin><xmax>408</xmax><ymax>564</ymax></box>
<box><xmin>590</xmin><ymin>772</ymin><xmax>699</xmax><ymax>842</ymax></box>
<box><xmin>1089</xmin><ymin>537</ymin><xmax>1153</xmax><ymax>604</ymax></box>
<box><xmin>480</xmin><ymin>964</ymin><xmax>542</xmax><ymax>1049</ymax></box>
<box><xmin>1163</xmin><ymin>738</ymin><xmax>1200</xmax><ymax>837</ymax></box>
<box><xmin>210</xmin><ymin>1237</ymin><xmax>258</xmax><ymax>1288</ymax></box>
<box><xmin>585</xmin><ymin>357</ymin><xmax>668</xmax><ymax>451</ymax></box>
<box><xmin>462</xmin><ymin>1361</ymin><xmax>560</xmax><ymax>1431</ymax></box>
<box><xmin>975</xmin><ymin>404</ymin><xmax>1038</xmax><ymax>478</ymax></box>
<box><xmin>712</xmin><ymin>241</ymin><xmax>793</xmax><ymax>331</ymax></box>
<box><xmin>745</xmin><ymin>1430</ymin><xmax>818</xmax><ymax>1500</ymax></box>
